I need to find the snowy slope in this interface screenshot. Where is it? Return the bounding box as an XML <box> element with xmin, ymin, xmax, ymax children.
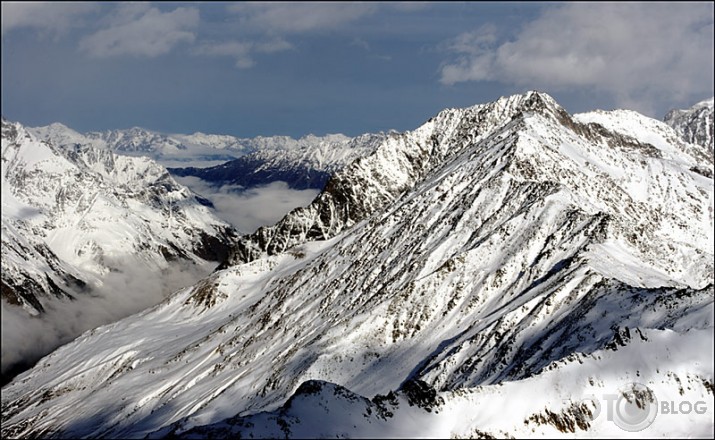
<box><xmin>2</xmin><ymin>92</ymin><xmax>713</xmax><ymax>438</ymax></box>
<box><xmin>664</xmin><ymin>97</ymin><xmax>714</xmax><ymax>152</ymax></box>
<box><xmin>1</xmin><ymin>211</ymin><xmax>85</xmax><ymax>314</ymax></box>
<box><xmin>1</xmin><ymin>118</ymin><xmax>237</xmax><ymax>379</ymax></box>
<box><xmin>180</xmin><ymin>328</ymin><xmax>714</xmax><ymax>439</ymax></box>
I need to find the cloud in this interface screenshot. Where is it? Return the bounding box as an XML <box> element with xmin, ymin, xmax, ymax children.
<box><xmin>193</xmin><ymin>38</ymin><xmax>292</xmax><ymax>69</ymax></box>
<box><xmin>78</xmin><ymin>4</ymin><xmax>199</xmax><ymax>57</ymax></box>
<box><xmin>193</xmin><ymin>40</ymin><xmax>254</xmax><ymax>68</ymax></box>
<box><xmin>1</xmin><ymin>2</ymin><xmax>98</xmax><ymax>37</ymax></box>
<box><xmin>174</xmin><ymin>176</ymin><xmax>319</xmax><ymax>234</ymax></box>
<box><xmin>440</xmin><ymin>3</ymin><xmax>715</xmax><ymax>115</ymax></box>
<box><xmin>1</xmin><ymin>258</ymin><xmax>211</xmax><ymax>378</ymax></box>
<box><xmin>227</xmin><ymin>2</ymin><xmax>378</xmax><ymax>34</ymax></box>
<box><xmin>191</xmin><ymin>2</ymin><xmax>421</xmax><ymax>69</ymax></box>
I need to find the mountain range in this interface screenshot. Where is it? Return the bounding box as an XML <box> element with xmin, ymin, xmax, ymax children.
<box><xmin>168</xmin><ymin>133</ymin><xmax>385</xmax><ymax>191</ymax></box>
<box><xmin>29</xmin><ymin>123</ymin><xmax>356</xmax><ymax>170</ymax></box>
<box><xmin>1</xmin><ymin>92</ymin><xmax>713</xmax><ymax>438</ymax></box>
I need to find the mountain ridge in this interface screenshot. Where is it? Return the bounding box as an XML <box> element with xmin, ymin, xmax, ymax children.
<box><xmin>168</xmin><ymin>132</ymin><xmax>385</xmax><ymax>191</ymax></box>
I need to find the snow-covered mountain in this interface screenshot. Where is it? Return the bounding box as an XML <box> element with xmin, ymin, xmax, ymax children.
<box><xmin>169</xmin><ymin>133</ymin><xmax>385</xmax><ymax>191</ymax></box>
<box><xmin>1</xmin><ymin>118</ymin><xmax>237</xmax><ymax>383</ymax></box>
<box><xmin>664</xmin><ymin>97</ymin><xmax>714</xmax><ymax>152</ymax></box>
<box><xmin>2</xmin><ymin>92</ymin><xmax>713</xmax><ymax>438</ymax></box>
<box><xmin>30</xmin><ymin>124</ymin><xmax>239</xmax><ymax>161</ymax></box>
<box><xmin>29</xmin><ymin>123</ymin><xmax>355</xmax><ymax>170</ymax></box>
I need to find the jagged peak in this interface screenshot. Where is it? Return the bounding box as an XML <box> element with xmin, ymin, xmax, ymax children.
<box><xmin>663</xmin><ymin>97</ymin><xmax>714</xmax><ymax>153</ymax></box>
<box><xmin>1</xmin><ymin>116</ymin><xmax>19</xmax><ymax>129</ymax></box>
<box><xmin>1</xmin><ymin>118</ymin><xmax>33</xmax><ymax>144</ymax></box>
<box><xmin>475</xmin><ymin>91</ymin><xmax>564</xmax><ymax>118</ymax></box>
<box><xmin>123</xmin><ymin>126</ymin><xmax>153</xmax><ymax>134</ymax></box>
<box><xmin>692</xmin><ymin>96</ymin><xmax>714</xmax><ymax>109</ymax></box>
<box><xmin>423</xmin><ymin>91</ymin><xmax>572</xmax><ymax>150</ymax></box>
<box><xmin>513</xmin><ymin>90</ymin><xmax>562</xmax><ymax>112</ymax></box>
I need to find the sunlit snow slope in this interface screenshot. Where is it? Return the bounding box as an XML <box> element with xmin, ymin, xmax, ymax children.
<box><xmin>2</xmin><ymin>92</ymin><xmax>713</xmax><ymax>438</ymax></box>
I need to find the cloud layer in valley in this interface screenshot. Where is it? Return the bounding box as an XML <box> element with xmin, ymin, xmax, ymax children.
<box><xmin>175</xmin><ymin>176</ymin><xmax>320</xmax><ymax>234</ymax></box>
<box><xmin>1</xmin><ymin>259</ymin><xmax>211</xmax><ymax>379</ymax></box>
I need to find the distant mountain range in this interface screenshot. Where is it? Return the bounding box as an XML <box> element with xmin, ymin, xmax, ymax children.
<box><xmin>167</xmin><ymin>133</ymin><xmax>385</xmax><ymax>190</ymax></box>
<box><xmin>28</xmin><ymin>123</ymin><xmax>388</xmax><ymax>193</ymax></box>
<box><xmin>2</xmin><ymin>92</ymin><xmax>712</xmax><ymax>438</ymax></box>
<box><xmin>29</xmin><ymin>123</ymin><xmax>356</xmax><ymax>169</ymax></box>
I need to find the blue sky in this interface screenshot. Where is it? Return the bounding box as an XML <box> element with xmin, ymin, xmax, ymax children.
<box><xmin>1</xmin><ymin>2</ymin><xmax>713</xmax><ymax>138</ymax></box>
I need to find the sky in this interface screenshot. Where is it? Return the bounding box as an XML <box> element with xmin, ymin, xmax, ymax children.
<box><xmin>1</xmin><ymin>2</ymin><xmax>713</xmax><ymax>139</ymax></box>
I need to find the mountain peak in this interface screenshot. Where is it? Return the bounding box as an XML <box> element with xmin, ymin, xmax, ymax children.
<box><xmin>664</xmin><ymin>97</ymin><xmax>714</xmax><ymax>151</ymax></box>
<box><xmin>518</xmin><ymin>89</ymin><xmax>560</xmax><ymax>109</ymax></box>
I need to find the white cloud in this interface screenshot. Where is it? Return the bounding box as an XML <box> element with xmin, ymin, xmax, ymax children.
<box><xmin>1</xmin><ymin>259</ymin><xmax>211</xmax><ymax>376</ymax></box>
<box><xmin>228</xmin><ymin>2</ymin><xmax>377</xmax><ymax>34</ymax></box>
<box><xmin>193</xmin><ymin>38</ymin><xmax>292</xmax><ymax>69</ymax></box>
<box><xmin>174</xmin><ymin>176</ymin><xmax>319</xmax><ymax>234</ymax></box>
<box><xmin>351</xmin><ymin>37</ymin><xmax>371</xmax><ymax>51</ymax></box>
<box><xmin>255</xmin><ymin>39</ymin><xmax>293</xmax><ymax>53</ymax></box>
<box><xmin>440</xmin><ymin>3</ymin><xmax>714</xmax><ymax>115</ymax></box>
<box><xmin>1</xmin><ymin>2</ymin><xmax>98</xmax><ymax>37</ymax></box>
<box><xmin>78</xmin><ymin>4</ymin><xmax>199</xmax><ymax>57</ymax></box>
